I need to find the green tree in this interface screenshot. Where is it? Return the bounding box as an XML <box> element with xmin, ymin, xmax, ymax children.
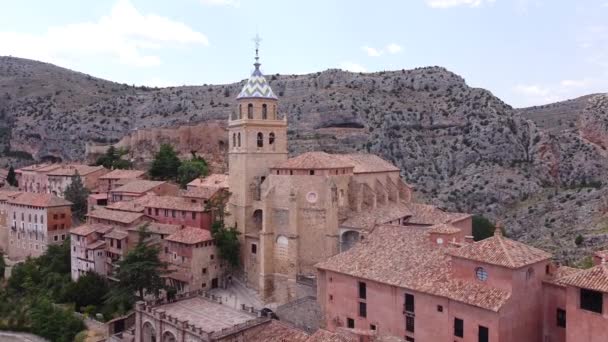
<box><xmin>575</xmin><ymin>234</ymin><xmax>584</xmax><ymax>246</ymax></box>
<box><xmin>6</xmin><ymin>165</ymin><xmax>17</xmax><ymax>187</ymax></box>
<box><xmin>95</xmin><ymin>146</ymin><xmax>132</xmax><ymax>170</ymax></box>
<box><xmin>67</xmin><ymin>272</ymin><xmax>109</xmax><ymax>311</ymax></box>
<box><xmin>30</xmin><ymin>297</ymin><xmax>85</xmax><ymax>342</ymax></box>
<box><xmin>64</xmin><ymin>172</ymin><xmax>90</xmax><ymax>222</ymax></box>
<box><xmin>177</xmin><ymin>157</ymin><xmax>209</xmax><ymax>188</ymax></box>
<box><xmin>206</xmin><ymin>191</ymin><xmax>240</xmax><ymax>267</ymax></box>
<box><xmin>148</xmin><ymin>144</ymin><xmax>181</xmax><ymax>181</ymax></box>
<box><xmin>109</xmin><ymin>225</ymin><xmax>167</xmax><ymax>300</ymax></box>
<box><xmin>472</xmin><ymin>215</ymin><xmax>503</xmax><ymax>241</ymax></box>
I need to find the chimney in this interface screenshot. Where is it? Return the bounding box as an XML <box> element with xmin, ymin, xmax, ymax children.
<box><xmin>494</xmin><ymin>221</ymin><xmax>504</xmax><ymax>237</ymax></box>
<box><xmin>464</xmin><ymin>235</ymin><xmax>474</xmax><ymax>244</ymax></box>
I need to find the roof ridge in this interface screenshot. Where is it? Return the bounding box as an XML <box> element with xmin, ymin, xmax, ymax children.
<box><xmin>497</xmin><ymin>235</ymin><xmax>516</xmax><ymax>268</ymax></box>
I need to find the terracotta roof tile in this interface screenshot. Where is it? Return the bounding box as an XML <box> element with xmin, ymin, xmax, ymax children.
<box><xmin>560</xmin><ymin>263</ymin><xmax>608</xmax><ymax>293</ymax></box>
<box><xmin>106</xmin><ymin>195</ymin><xmax>153</xmax><ymax>212</ymax></box>
<box><xmin>8</xmin><ymin>192</ymin><xmax>72</xmax><ymax>208</ymax></box>
<box><xmin>273</xmin><ymin>152</ymin><xmax>354</xmax><ymax>170</ymax></box>
<box><xmin>306</xmin><ymin>329</ymin><xmax>356</xmax><ymax>342</ymax></box>
<box><xmin>544</xmin><ymin>266</ymin><xmax>583</xmax><ymax>287</ymax></box>
<box><xmin>247</xmin><ymin>321</ymin><xmax>310</xmax><ymax>342</ymax></box>
<box><xmin>188</xmin><ymin>174</ymin><xmax>229</xmax><ymax>188</ymax></box>
<box><xmin>87</xmin><ymin>207</ymin><xmax>144</xmax><ymax>224</ymax></box>
<box><xmin>71</xmin><ymin>223</ymin><xmax>113</xmax><ymax>236</ymax></box>
<box><xmin>341</xmin><ymin>203</ymin><xmax>412</xmax><ymax>231</ymax></box>
<box><xmin>428</xmin><ymin>223</ymin><xmax>461</xmax><ymax>235</ymax></box>
<box><xmin>337</xmin><ymin>154</ymin><xmax>400</xmax><ymax>173</ymax></box>
<box><xmin>316</xmin><ymin>225</ymin><xmax>511</xmax><ymax>312</ymax></box>
<box><xmin>0</xmin><ymin>190</ymin><xmax>22</xmax><ymax>201</ymax></box>
<box><xmin>182</xmin><ymin>186</ymin><xmax>222</xmax><ymax>200</ymax></box>
<box><xmin>48</xmin><ymin>164</ymin><xmax>106</xmax><ymax>177</ymax></box>
<box><xmin>111</xmin><ymin>180</ymin><xmax>166</xmax><ymax>194</ymax></box>
<box><xmin>100</xmin><ymin>169</ymin><xmax>145</xmax><ymax>180</ymax></box>
<box><xmin>449</xmin><ymin>231</ymin><xmax>552</xmax><ymax>269</ymax></box>
<box><xmin>595</xmin><ymin>250</ymin><xmax>608</xmax><ymax>260</ymax></box>
<box><xmin>165</xmin><ymin>227</ymin><xmax>213</xmax><ymax>244</ymax></box>
<box><xmin>405</xmin><ymin>203</ymin><xmax>470</xmax><ymax>225</ymax></box>
<box><xmin>104</xmin><ymin>230</ymin><xmax>129</xmax><ymax>240</ymax></box>
<box><xmin>88</xmin><ymin>240</ymin><xmax>106</xmax><ymax>250</ymax></box>
<box><xmin>143</xmin><ymin>196</ymin><xmax>207</xmax><ymax>212</ymax></box>
<box><xmin>127</xmin><ymin>222</ymin><xmax>181</xmax><ymax>236</ymax></box>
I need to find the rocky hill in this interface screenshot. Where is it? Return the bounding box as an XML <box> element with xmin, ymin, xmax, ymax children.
<box><xmin>1</xmin><ymin>56</ymin><xmax>607</xmax><ymax>263</ymax></box>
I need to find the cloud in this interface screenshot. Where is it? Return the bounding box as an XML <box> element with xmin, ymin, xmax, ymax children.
<box><xmin>560</xmin><ymin>79</ymin><xmax>591</xmax><ymax>88</ymax></box>
<box><xmin>512</xmin><ymin>78</ymin><xmax>605</xmax><ymax>106</ymax></box>
<box><xmin>200</xmin><ymin>0</ymin><xmax>240</xmax><ymax>7</ymax></box>
<box><xmin>426</xmin><ymin>0</ymin><xmax>495</xmax><ymax>8</ymax></box>
<box><xmin>362</xmin><ymin>46</ymin><xmax>383</xmax><ymax>57</ymax></box>
<box><xmin>386</xmin><ymin>43</ymin><xmax>402</xmax><ymax>54</ymax></box>
<box><xmin>0</xmin><ymin>0</ymin><xmax>208</xmax><ymax>68</ymax></box>
<box><xmin>339</xmin><ymin>62</ymin><xmax>367</xmax><ymax>73</ymax></box>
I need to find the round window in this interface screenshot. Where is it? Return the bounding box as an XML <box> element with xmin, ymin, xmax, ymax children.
<box><xmin>436</xmin><ymin>237</ymin><xmax>444</xmax><ymax>245</ymax></box>
<box><xmin>475</xmin><ymin>267</ymin><xmax>488</xmax><ymax>282</ymax></box>
<box><xmin>306</xmin><ymin>191</ymin><xmax>318</xmax><ymax>203</ymax></box>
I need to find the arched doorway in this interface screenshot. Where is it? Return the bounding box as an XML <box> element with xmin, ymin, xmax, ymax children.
<box><xmin>162</xmin><ymin>331</ymin><xmax>177</xmax><ymax>342</ymax></box>
<box><xmin>341</xmin><ymin>230</ymin><xmax>360</xmax><ymax>252</ymax></box>
<box><xmin>142</xmin><ymin>321</ymin><xmax>156</xmax><ymax>342</ymax></box>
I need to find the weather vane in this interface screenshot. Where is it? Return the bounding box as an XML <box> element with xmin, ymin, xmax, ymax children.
<box><xmin>253</xmin><ymin>33</ymin><xmax>262</xmax><ymax>63</ymax></box>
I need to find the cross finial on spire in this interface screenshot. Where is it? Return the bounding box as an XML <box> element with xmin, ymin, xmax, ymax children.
<box><xmin>253</xmin><ymin>33</ymin><xmax>262</xmax><ymax>66</ymax></box>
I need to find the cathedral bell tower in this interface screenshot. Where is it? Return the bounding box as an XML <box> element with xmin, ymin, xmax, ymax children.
<box><xmin>228</xmin><ymin>36</ymin><xmax>288</xmax><ymax>263</ymax></box>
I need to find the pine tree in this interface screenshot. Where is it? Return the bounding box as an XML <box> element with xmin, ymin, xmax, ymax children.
<box><xmin>63</xmin><ymin>171</ymin><xmax>89</xmax><ymax>222</ymax></box>
<box><xmin>6</xmin><ymin>166</ymin><xmax>17</xmax><ymax>187</ymax></box>
<box><xmin>148</xmin><ymin>144</ymin><xmax>181</xmax><ymax>181</ymax></box>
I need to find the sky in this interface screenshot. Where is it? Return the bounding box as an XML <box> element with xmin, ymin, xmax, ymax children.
<box><xmin>0</xmin><ymin>0</ymin><xmax>606</xmax><ymax>107</ymax></box>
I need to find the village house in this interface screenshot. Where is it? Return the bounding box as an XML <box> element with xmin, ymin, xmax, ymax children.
<box><xmin>162</xmin><ymin>227</ymin><xmax>222</xmax><ymax>292</ymax></box>
<box><xmin>87</xmin><ymin>206</ymin><xmax>150</xmax><ymax>229</ymax></box>
<box><xmin>98</xmin><ymin>169</ymin><xmax>146</xmax><ymax>192</ymax></box>
<box><xmin>0</xmin><ymin>190</ymin><xmax>21</xmax><ymax>253</ymax></box>
<box><xmin>6</xmin><ymin>192</ymin><xmax>72</xmax><ymax>260</ymax></box>
<box><xmin>315</xmin><ymin>223</ymin><xmax>608</xmax><ymax>342</ymax></box>
<box><xmin>70</xmin><ymin>223</ymin><xmax>113</xmax><ymax>281</ymax></box>
<box><xmin>143</xmin><ymin>195</ymin><xmax>213</xmax><ymax>230</ymax></box>
<box><xmin>15</xmin><ymin>163</ymin><xmax>62</xmax><ymax>193</ymax></box>
<box><xmin>47</xmin><ymin>164</ymin><xmax>109</xmax><ymax>197</ymax></box>
<box><xmin>187</xmin><ymin>173</ymin><xmax>229</xmax><ymax>191</ymax></box>
<box><xmin>108</xmin><ymin>180</ymin><xmax>178</xmax><ymax>203</ymax></box>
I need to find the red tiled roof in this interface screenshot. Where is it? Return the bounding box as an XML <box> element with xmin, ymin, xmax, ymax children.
<box><xmin>104</xmin><ymin>230</ymin><xmax>129</xmax><ymax>240</ymax></box>
<box><xmin>560</xmin><ymin>263</ymin><xmax>608</xmax><ymax>293</ymax></box>
<box><xmin>111</xmin><ymin>180</ymin><xmax>166</xmax><ymax>194</ymax></box>
<box><xmin>127</xmin><ymin>222</ymin><xmax>181</xmax><ymax>236</ymax></box>
<box><xmin>87</xmin><ymin>207</ymin><xmax>144</xmax><ymax>224</ymax></box>
<box><xmin>449</xmin><ymin>230</ymin><xmax>552</xmax><ymax>269</ymax></box>
<box><xmin>428</xmin><ymin>223</ymin><xmax>461</xmax><ymax>235</ymax></box>
<box><xmin>106</xmin><ymin>195</ymin><xmax>153</xmax><ymax>213</ymax></box>
<box><xmin>544</xmin><ymin>266</ymin><xmax>583</xmax><ymax>287</ymax></box>
<box><xmin>188</xmin><ymin>174</ymin><xmax>229</xmax><ymax>188</ymax></box>
<box><xmin>247</xmin><ymin>320</ymin><xmax>310</xmax><ymax>342</ymax></box>
<box><xmin>405</xmin><ymin>203</ymin><xmax>470</xmax><ymax>225</ymax></box>
<box><xmin>273</xmin><ymin>152</ymin><xmax>354</xmax><ymax>170</ymax></box>
<box><xmin>306</xmin><ymin>330</ymin><xmax>355</xmax><ymax>342</ymax></box>
<box><xmin>0</xmin><ymin>190</ymin><xmax>22</xmax><ymax>201</ymax></box>
<box><xmin>165</xmin><ymin>227</ymin><xmax>213</xmax><ymax>244</ymax></box>
<box><xmin>100</xmin><ymin>169</ymin><xmax>146</xmax><ymax>180</ymax></box>
<box><xmin>182</xmin><ymin>186</ymin><xmax>221</xmax><ymax>200</ymax></box>
<box><xmin>143</xmin><ymin>195</ymin><xmax>207</xmax><ymax>212</ymax></box>
<box><xmin>48</xmin><ymin>164</ymin><xmax>106</xmax><ymax>177</ymax></box>
<box><xmin>71</xmin><ymin>223</ymin><xmax>113</xmax><ymax>236</ymax></box>
<box><xmin>337</xmin><ymin>154</ymin><xmax>400</xmax><ymax>173</ymax></box>
<box><xmin>341</xmin><ymin>202</ymin><xmax>412</xmax><ymax>231</ymax></box>
<box><xmin>8</xmin><ymin>192</ymin><xmax>72</xmax><ymax>208</ymax></box>
<box><xmin>316</xmin><ymin>225</ymin><xmax>511</xmax><ymax>312</ymax></box>
<box><xmin>88</xmin><ymin>240</ymin><xmax>106</xmax><ymax>250</ymax></box>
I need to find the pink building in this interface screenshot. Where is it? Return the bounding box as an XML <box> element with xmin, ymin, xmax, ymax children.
<box><xmin>16</xmin><ymin>164</ymin><xmax>62</xmax><ymax>193</ymax></box>
<box><xmin>316</xmin><ymin>224</ymin><xmax>608</xmax><ymax>342</ymax></box>
<box><xmin>98</xmin><ymin>169</ymin><xmax>146</xmax><ymax>193</ymax></box>
<box><xmin>108</xmin><ymin>180</ymin><xmax>178</xmax><ymax>203</ymax></box>
<box><xmin>144</xmin><ymin>195</ymin><xmax>212</xmax><ymax>230</ymax></box>
<box><xmin>47</xmin><ymin>164</ymin><xmax>109</xmax><ymax>197</ymax></box>
<box><xmin>70</xmin><ymin>223</ymin><xmax>113</xmax><ymax>281</ymax></box>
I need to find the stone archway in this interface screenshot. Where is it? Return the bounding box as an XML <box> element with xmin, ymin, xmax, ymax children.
<box><xmin>252</xmin><ymin>209</ymin><xmax>263</xmax><ymax>233</ymax></box>
<box><xmin>340</xmin><ymin>230</ymin><xmax>360</xmax><ymax>252</ymax></box>
<box><xmin>142</xmin><ymin>321</ymin><xmax>156</xmax><ymax>342</ymax></box>
<box><xmin>162</xmin><ymin>330</ymin><xmax>177</xmax><ymax>342</ymax></box>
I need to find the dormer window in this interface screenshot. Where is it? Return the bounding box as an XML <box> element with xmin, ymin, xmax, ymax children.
<box><xmin>475</xmin><ymin>267</ymin><xmax>488</xmax><ymax>281</ymax></box>
<box><xmin>262</xmin><ymin>104</ymin><xmax>268</xmax><ymax>119</ymax></box>
<box><xmin>248</xmin><ymin>103</ymin><xmax>253</xmax><ymax>119</ymax></box>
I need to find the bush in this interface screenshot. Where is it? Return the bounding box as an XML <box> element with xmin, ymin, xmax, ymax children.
<box><xmin>472</xmin><ymin>215</ymin><xmax>498</xmax><ymax>241</ymax></box>
<box><xmin>575</xmin><ymin>234</ymin><xmax>584</xmax><ymax>246</ymax></box>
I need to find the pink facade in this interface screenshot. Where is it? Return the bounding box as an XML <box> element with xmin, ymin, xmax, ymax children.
<box><xmin>145</xmin><ymin>205</ymin><xmax>212</xmax><ymax>230</ymax></box>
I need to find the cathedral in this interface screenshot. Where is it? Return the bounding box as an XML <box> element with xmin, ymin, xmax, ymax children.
<box><xmin>227</xmin><ymin>45</ymin><xmax>471</xmax><ymax>304</ymax></box>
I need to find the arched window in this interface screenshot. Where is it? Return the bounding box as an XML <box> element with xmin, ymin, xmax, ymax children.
<box><xmin>248</xmin><ymin>103</ymin><xmax>253</xmax><ymax>119</ymax></box>
<box><xmin>269</xmin><ymin>132</ymin><xmax>275</xmax><ymax>145</ymax></box>
<box><xmin>257</xmin><ymin>132</ymin><xmax>264</xmax><ymax>147</ymax></box>
<box><xmin>232</xmin><ymin>133</ymin><xmax>236</xmax><ymax>147</ymax></box>
<box><xmin>262</xmin><ymin>104</ymin><xmax>267</xmax><ymax>119</ymax></box>
<box><xmin>237</xmin><ymin>132</ymin><xmax>241</xmax><ymax>147</ymax></box>
<box><xmin>239</xmin><ymin>104</ymin><xmax>242</xmax><ymax>119</ymax></box>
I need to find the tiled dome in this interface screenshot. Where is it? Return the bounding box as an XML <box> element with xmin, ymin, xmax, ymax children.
<box><xmin>237</xmin><ymin>63</ymin><xmax>277</xmax><ymax>100</ymax></box>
